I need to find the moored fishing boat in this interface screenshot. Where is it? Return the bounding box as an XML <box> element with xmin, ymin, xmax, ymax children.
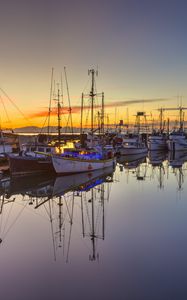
<box><xmin>148</xmin><ymin>133</ymin><xmax>168</xmax><ymax>151</ymax></box>
<box><xmin>165</xmin><ymin>106</ymin><xmax>187</xmax><ymax>151</ymax></box>
<box><xmin>167</xmin><ymin>130</ymin><xmax>187</xmax><ymax>151</ymax></box>
<box><xmin>7</xmin><ymin>153</ymin><xmax>55</xmax><ymax>176</ymax></box>
<box><xmin>51</xmin><ymin>69</ymin><xmax>116</xmax><ymax>174</ymax></box>
<box><xmin>148</xmin><ymin>108</ymin><xmax>168</xmax><ymax>151</ymax></box>
<box><xmin>52</xmin><ymin>148</ymin><xmax>115</xmax><ymax>174</ymax></box>
<box><xmin>7</xmin><ymin>140</ymin><xmax>59</xmax><ymax>175</ymax></box>
<box><xmin>7</xmin><ymin>70</ymin><xmax>67</xmax><ymax>176</ymax></box>
<box><xmin>116</xmin><ymin>134</ymin><xmax>147</xmax><ymax>155</ymax></box>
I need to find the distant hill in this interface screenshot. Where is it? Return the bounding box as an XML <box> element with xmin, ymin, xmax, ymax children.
<box><xmin>13</xmin><ymin>126</ymin><xmax>81</xmax><ymax>133</ymax></box>
<box><xmin>13</xmin><ymin>126</ymin><xmax>41</xmax><ymax>133</ymax></box>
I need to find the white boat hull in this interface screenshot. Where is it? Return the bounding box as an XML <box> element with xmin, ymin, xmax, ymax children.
<box><xmin>52</xmin><ymin>155</ymin><xmax>116</xmax><ymax>174</ymax></box>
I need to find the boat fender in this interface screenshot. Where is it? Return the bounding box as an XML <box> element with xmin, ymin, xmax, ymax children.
<box><xmin>107</xmin><ymin>151</ymin><xmax>112</xmax><ymax>159</ymax></box>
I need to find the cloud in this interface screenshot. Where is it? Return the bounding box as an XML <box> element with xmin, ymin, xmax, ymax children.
<box><xmin>28</xmin><ymin>98</ymin><xmax>169</xmax><ymax>119</ymax></box>
<box><xmin>105</xmin><ymin>98</ymin><xmax>169</xmax><ymax>107</ymax></box>
<box><xmin>28</xmin><ymin>107</ymin><xmax>81</xmax><ymax>118</ymax></box>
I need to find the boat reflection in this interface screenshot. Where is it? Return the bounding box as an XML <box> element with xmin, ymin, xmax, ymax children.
<box><xmin>168</xmin><ymin>150</ymin><xmax>187</xmax><ymax>169</ymax></box>
<box><xmin>148</xmin><ymin>150</ymin><xmax>167</xmax><ymax>167</ymax></box>
<box><xmin>6</xmin><ymin>174</ymin><xmax>55</xmax><ymax>200</ymax></box>
<box><xmin>168</xmin><ymin>151</ymin><xmax>187</xmax><ymax>191</ymax></box>
<box><xmin>117</xmin><ymin>153</ymin><xmax>147</xmax><ymax>171</ymax></box>
<box><xmin>0</xmin><ymin>167</ymin><xmax>115</xmax><ymax>262</ymax></box>
<box><xmin>34</xmin><ymin>167</ymin><xmax>114</xmax><ymax>262</ymax></box>
<box><xmin>52</xmin><ymin>166</ymin><xmax>114</xmax><ymax>197</ymax></box>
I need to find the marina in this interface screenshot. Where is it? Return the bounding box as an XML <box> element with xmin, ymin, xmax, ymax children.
<box><xmin>1</xmin><ymin>0</ymin><xmax>187</xmax><ymax>297</ymax></box>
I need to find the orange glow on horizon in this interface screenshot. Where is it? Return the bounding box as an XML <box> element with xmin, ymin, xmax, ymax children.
<box><xmin>0</xmin><ymin>101</ymin><xmax>184</xmax><ymax>130</ymax></box>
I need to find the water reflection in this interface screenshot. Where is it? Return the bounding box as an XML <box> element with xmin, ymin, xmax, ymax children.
<box><xmin>117</xmin><ymin>151</ymin><xmax>187</xmax><ymax>191</ymax></box>
<box><xmin>148</xmin><ymin>150</ymin><xmax>167</xmax><ymax>166</ymax></box>
<box><xmin>117</xmin><ymin>153</ymin><xmax>146</xmax><ymax>170</ymax></box>
<box><xmin>0</xmin><ymin>167</ymin><xmax>114</xmax><ymax>262</ymax></box>
<box><xmin>1</xmin><ymin>154</ymin><xmax>187</xmax><ymax>298</ymax></box>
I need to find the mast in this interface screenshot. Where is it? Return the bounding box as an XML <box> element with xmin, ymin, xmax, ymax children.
<box><xmin>64</xmin><ymin>67</ymin><xmax>73</xmax><ymax>134</ymax></box>
<box><xmin>66</xmin><ymin>193</ymin><xmax>74</xmax><ymax>263</ymax></box>
<box><xmin>58</xmin><ymin>196</ymin><xmax>63</xmax><ymax>247</ymax></box>
<box><xmin>47</xmin><ymin>68</ymin><xmax>54</xmax><ymax>140</ymax></box>
<box><xmin>90</xmin><ymin>188</ymin><xmax>96</xmax><ymax>261</ymax></box>
<box><xmin>159</xmin><ymin>108</ymin><xmax>163</xmax><ymax>131</ymax></box>
<box><xmin>179</xmin><ymin>106</ymin><xmax>183</xmax><ymax>131</ymax></box>
<box><xmin>80</xmin><ymin>93</ymin><xmax>84</xmax><ymax>135</ymax></box>
<box><xmin>81</xmin><ymin>193</ymin><xmax>85</xmax><ymax>237</ymax></box>
<box><xmin>101</xmin><ymin>183</ymin><xmax>105</xmax><ymax>240</ymax></box>
<box><xmin>101</xmin><ymin>92</ymin><xmax>105</xmax><ymax>135</ymax></box>
<box><xmin>57</xmin><ymin>88</ymin><xmax>61</xmax><ymax>153</ymax></box>
<box><xmin>48</xmin><ymin>199</ymin><xmax>57</xmax><ymax>261</ymax></box>
<box><xmin>88</xmin><ymin>69</ymin><xmax>97</xmax><ymax>137</ymax></box>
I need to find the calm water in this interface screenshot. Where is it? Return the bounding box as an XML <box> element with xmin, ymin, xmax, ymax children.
<box><xmin>0</xmin><ymin>151</ymin><xmax>187</xmax><ymax>300</ymax></box>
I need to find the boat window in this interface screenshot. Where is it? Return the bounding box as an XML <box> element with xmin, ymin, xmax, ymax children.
<box><xmin>38</xmin><ymin>147</ymin><xmax>44</xmax><ymax>152</ymax></box>
<box><xmin>31</xmin><ymin>147</ymin><xmax>36</xmax><ymax>151</ymax></box>
<box><xmin>26</xmin><ymin>147</ymin><xmax>30</xmax><ymax>151</ymax></box>
<box><xmin>46</xmin><ymin>148</ymin><xmax>51</xmax><ymax>153</ymax></box>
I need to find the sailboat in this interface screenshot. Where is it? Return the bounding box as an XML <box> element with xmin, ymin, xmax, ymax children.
<box><xmin>115</xmin><ymin>112</ymin><xmax>148</xmax><ymax>156</ymax></box>
<box><xmin>51</xmin><ymin>69</ymin><xmax>116</xmax><ymax>175</ymax></box>
<box><xmin>148</xmin><ymin>108</ymin><xmax>168</xmax><ymax>151</ymax></box>
<box><xmin>7</xmin><ymin>70</ymin><xmax>63</xmax><ymax>176</ymax></box>
<box><xmin>167</xmin><ymin>106</ymin><xmax>187</xmax><ymax>151</ymax></box>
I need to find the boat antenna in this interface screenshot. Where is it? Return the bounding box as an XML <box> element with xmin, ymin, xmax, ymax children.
<box><xmin>88</xmin><ymin>69</ymin><xmax>97</xmax><ymax>139</ymax></box>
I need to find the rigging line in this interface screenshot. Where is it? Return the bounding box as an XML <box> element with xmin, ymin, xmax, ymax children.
<box><xmin>0</xmin><ymin>195</ymin><xmax>5</xmax><ymax>233</ymax></box>
<box><xmin>82</xmin><ymin>77</ymin><xmax>91</xmax><ymax>95</ymax></box>
<box><xmin>48</xmin><ymin>68</ymin><xmax>54</xmax><ymax>137</ymax></box>
<box><xmin>95</xmin><ymin>203</ymin><xmax>102</xmax><ymax>233</ymax></box>
<box><xmin>1</xmin><ymin>198</ymin><xmax>15</xmax><ymax>237</ymax></box>
<box><xmin>39</xmin><ymin>200</ymin><xmax>53</xmax><ymax>219</ymax></box>
<box><xmin>61</xmin><ymin>111</ymin><xmax>68</xmax><ymax>124</ymax></box>
<box><xmin>64</xmin><ymin>67</ymin><xmax>73</xmax><ymax>133</ymax></box>
<box><xmin>3</xmin><ymin>202</ymin><xmax>27</xmax><ymax>239</ymax></box>
<box><xmin>39</xmin><ymin>114</ymin><xmax>49</xmax><ymax>135</ymax></box>
<box><xmin>48</xmin><ymin>199</ymin><xmax>57</xmax><ymax>261</ymax></box>
<box><xmin>84</xmin><ymin>195</ymin><xmax>92</xmax><ymax>232</ymax></box>
<box><xmin>85</xmin><ymin>105</ymin><xmax>91</xmax><ymax>129</ymax></box>
<box><xmin>63</xmin><ymin>222</ymin><xmax>65</xmax><ymax>258</ymax></box>
<box><xmin>0</xmin><ymin>87</ymin><xmax>32</xmax><ymax>125</ymax></box>
<box><xmin>0</xmin><ymin>95</ymin><xmax>11</xmax><ymax>125</ymax></box>
<box><xmin>66</xmin><ymin>194</ymin><xmax>75</xmax><ymax>263</ymax></box>
<box><xmin>18</xmin><ymin>201</ymin><xmax>50</xmax><ymax>220</ymax></box>
<box><xmin>64</xmin><ymin>197</ymin><xmax>72</xmax><ymax>221</ymax></box>
<box><xmin>60</xmin><ymin>72</ymin><xmax>63</xmax><ymax>106</ymax></box>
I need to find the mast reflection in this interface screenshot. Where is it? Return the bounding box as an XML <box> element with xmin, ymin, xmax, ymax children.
<box><xmin>0</xmin><ymin>167</ymin><xmax>114</xmax><ymax>261</ymax></box>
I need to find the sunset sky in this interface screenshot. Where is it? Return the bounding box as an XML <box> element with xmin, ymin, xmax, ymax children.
<box><xmin>0</xmin><ymin>0</ymin><xmax>187</xmax><ymax>128</ymax></box>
